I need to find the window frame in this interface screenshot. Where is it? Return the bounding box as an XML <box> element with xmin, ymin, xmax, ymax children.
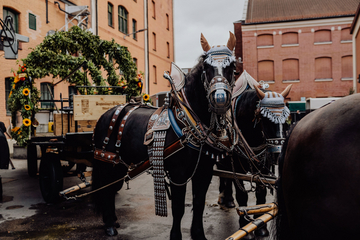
<box><xmin>132</xmin><ymin>19</ymin><xmax>137</xmax><ymax>40</ymax></box>
<box><xmin>5</xmin><ymin>77</ymin><xmax>13</xmax><ymax>115</ymax></box>
<box><xmin>108</xmin><ymin>3</ymin><xmax>114</xmax><ymax>27</ymax></box>
<box><xmin>40</xmin><ymin>82</ymin><xmax>54</xmax><ymax>109</ymax></box>
<box><xmin>3</xmin><ymin>7</ymin><xmax>19</xmax><ymax>33</ymax></box>
<box><xmin>29</xmin><ymin>13</ymin><xmax>36</xmax><ymax>30</ymax></box>
<box><xmin>118</xmin><ymin>6</ymin><xmax>128</xmax><ymax>34</ymax></box>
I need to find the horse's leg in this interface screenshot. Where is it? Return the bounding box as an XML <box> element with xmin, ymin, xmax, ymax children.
<box><xmin>234</xmin><ymin>180</ymin><xmax>255</xmax><ymax>240</ymax></box>
<box><xmin>218</xmin><ymin>177</ymin><xmax>235</xmax><ymax>208</ymax></box>
<box><xmin>102</xmin><ymin>189</ymin><xmax>118</xmax><ymax>236</ymax></box>
<box><xmin>190</xmin><ymin>163</ymin><xmax>213</xmax><ymax>240</ymax></box>
<box><xmin>170</xmin><ymin>184</ymin><xmax>186</xmax><ymax>240</ymax></box>
<box><xmin>254</xmin><ymin>184</ymin><xmax>269</xmax><ymax>237</ymax></box>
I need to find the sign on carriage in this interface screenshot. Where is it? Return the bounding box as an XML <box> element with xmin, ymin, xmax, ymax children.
<box><xmin>73</xmin><ymin>95</ymin><xmax>126</xmax><ymax>121</ymax></box>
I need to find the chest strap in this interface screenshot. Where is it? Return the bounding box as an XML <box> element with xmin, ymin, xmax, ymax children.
<box><xmin>144</xmin><ymin>106</ymin><xmax>169</xmax><ymax>217</ymax></box>
<box><xmin>94</xmin><ymin>104</ymin><xmax>140</xmax><ymax>164</ymax></box>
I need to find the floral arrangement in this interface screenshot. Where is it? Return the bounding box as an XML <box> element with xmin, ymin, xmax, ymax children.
<box><xmin>8</xmin><ymin>62</ymin><xmax>40</xmax><ymax>147</ymax></box>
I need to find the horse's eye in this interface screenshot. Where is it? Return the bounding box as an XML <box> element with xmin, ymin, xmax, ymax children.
<box><xmin>234</xmin><ymin>71</ymin><xmax>240</xmax><ymax>75</ymax></box>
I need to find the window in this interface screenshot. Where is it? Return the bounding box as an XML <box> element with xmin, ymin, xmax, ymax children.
<box><xmin>166</xmin><ymin>13</ymin><xmax>169</xmax><ymax>30</ymax></box>
<box><xmin>132</xmin><ymin>19</ymin><xmax>137</xmax><ymax>40</ymax></box>
<box><xmin>257</xmin><ymin>34</ymin><xmax>273</xmax><ymax>47</ymax></box>
<box><xmin>282</xmin><ymin>32</ymin><xmax>298</xmax><ymax>46</ymax></box>
<box><xmin>40</xmin><ymin>83</ymin><xmax>54</xmax><ymax>109</ymax></box>
<box><xmin>5</xmin><ymin>78</ymin><xmax>13</xmax><ymax>115</ymax></box>
<box><xmin>153</xmin><ymin>65</ymin><xmax>157</xmax><ymax>84</ymax></box>
<box><xmin>341</xmin><ymin>55</ymin><xmax>353</xmax><ymax>80</ymax></box>
<box><xmin>341</xmin><ymin>28</ymin><xmax>352</xmax><ymax>42</ymax></box>
<box><xmin>3</xmin><ymin>7</ymin><xmax>19</xmax><ymax>33</ymax></box>
<box><xmin>68</xmin><ymin>86</ymin><xmax>77</xmax><ymax>107</ymax></box>
<box><xmin>258</xmin><ymin>60</ymin><xmax>274</xmax><ymax>82</ymax></box>
<box><xmin>29</xmin><ymin>13</ymin><xmax>36</xmax><ymax>30</ymax></box>
<box><xmin>118</xmin><ymin>6</ymin><xmax>128</xmax><ymax>34</ymax></box>
<box><xmin>153</xmin><ymin>32</ymin><xmax>156</xmax><ymax>51</ymax></box>
<box><xmin>314</xmin><ymin>30</ymin><xmax>331</xmax><ymax>44</ymax></box>
<box><xmin>108</xmin><ymin>3</ymin><xmax>113</xmax><ymax>27</ymax></box>
<box><xmin>152</xmin><ymin>1</ymin><xmax>156</xmax><ymax>19</ymax></box>
<box><xmin>315</xmin><ymin>57</ymin><xmax>332</xmax><ymax>80</ymax></box>
<box><xmin>133</xmin><ymin>58</ymin><xmax>138</xmax><ymax>66</ymax></box>
<box><xmin>167</xmin><ymin>42</ymin><xmax>170</xmax><ymax>58</ymax></box>
<box><xmin>282</xmin><ymin>59</ymin><xmax>299</xmax><ymax>81</ymax></box>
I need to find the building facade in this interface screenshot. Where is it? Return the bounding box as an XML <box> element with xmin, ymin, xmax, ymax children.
<box><xmin>351</xmin><ymin>3</ymin><xmax>360</xmax><ymax>93</ymax></box>
<box><xmin>0</xmin><ymin>0</ymin><xmax>174</xmax><ymax>128</ymax></box>
<box><xmin>235</xmin><ymin>0</ymin><xmax>360</xmax><ymax>101</ymax></box>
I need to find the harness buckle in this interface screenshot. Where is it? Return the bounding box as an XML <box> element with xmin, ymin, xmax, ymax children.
<box><xmin>103</xmin><ymin>137</ymin><xmax>109</xmax><ymax>144</ymax></box>
<box><xmin>115</xmin><ymin>140</ymin><xmax>121</xmax><ymax>148</ymax></box>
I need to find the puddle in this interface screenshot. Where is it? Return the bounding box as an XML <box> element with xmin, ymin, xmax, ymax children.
<box><xmin>6</xmin><ymin>205</ymin><xmax>24</xmax><ymax>210</ymax></box>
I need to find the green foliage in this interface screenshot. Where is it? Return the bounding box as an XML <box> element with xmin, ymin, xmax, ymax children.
<box><xmin>23</xmin><ymin>26</ymin><xmax>141</xmax><ymax>98</ymax></box>
<box><xmin>9</xmin><ymin>26</ymin><xmax>143</xmax><ymax>146</ymax></box>
<box><xmin>8</xmin><ymin>63</ymin><xmax>40</xmax><ymax>146</ymax></box>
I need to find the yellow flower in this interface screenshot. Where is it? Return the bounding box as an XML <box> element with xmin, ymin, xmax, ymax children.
<box><xmin>9</xmin><ymin>91</ymin><xmax>12</xmax><ymax>98</ymax></box>
<box><xmin>24</xmin><ymin>105</ymin><xmax>31</xmax><ymax>111</ymax></box>
<box><xmin>23</xmin><ymin>88</ymin><xmax>30</xmax><ymax>96</ymax></box>
<box><xmin>14</xmin><ymin>76</ymin><xmax>20</xmax><ymax>83</ymax></box>
<box><xmin>143</xmin><ymin>94</ymin><xmax>150</xmax><ymax>102</ymax></box>
<box><xmin>23</xmin><ymin>118</ymin><xmax>31</xmax><ymax>127</ymax></box>
<box><xmin>11</xmin><ymin>127</ymin><xmax>20</xmax><ymax>132</ymax></box>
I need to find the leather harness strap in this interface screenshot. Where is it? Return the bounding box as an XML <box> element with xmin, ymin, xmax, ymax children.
<box><xmin>94</xmin><ymin>104</ymin><xmax>139</xmax><ymax>164</ymax></box>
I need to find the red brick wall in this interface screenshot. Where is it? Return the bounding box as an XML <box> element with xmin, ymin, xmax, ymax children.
<box><xmin>238</xmin><ymin>21</ymin><xmax>354</xmax><ymax>101</ymax></box>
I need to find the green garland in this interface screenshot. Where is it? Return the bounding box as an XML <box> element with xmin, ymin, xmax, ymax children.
<box><xmin>8</xmin><ymin>63</ymin><xmax>40</xmax><ymax>146</ymax></box>
<box><xmin>8</xmin><ymin>26</ymin><xmax>143</xmax><ymax>146</ymax></box>
<box><xmin>23</xmin><ymin>26</ymin><xmax>141</xmax><ymax>98</ymax></box>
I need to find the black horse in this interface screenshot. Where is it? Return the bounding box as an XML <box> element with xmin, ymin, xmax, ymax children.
<box><xmin>275</xmin><ymin>93</ymin><xmax>360</xmax><ymax>240</ymax></box>
<box><xmin>92</xmin><ymin>32</ymin><xmax>238</xmax><ymax>239</ymax></box>
<box><xmin>218</xmin><ymin>76</ymin><xmax>292</xmax><ymax>239</ymax></box>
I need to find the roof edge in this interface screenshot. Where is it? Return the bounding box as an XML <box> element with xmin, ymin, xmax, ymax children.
<box><xmin>350</xmin><ymin>3</ymin><xmax>360</xmax><ymax>33</ymax></box>
<box><xmin>244</xmin><ymin>14</ymin><xmax>356</xmax><ymax>26</ymax></box>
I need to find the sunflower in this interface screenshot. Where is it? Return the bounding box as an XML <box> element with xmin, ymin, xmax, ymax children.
<box><xmin>23</xmin><ymin>88</ymin><xmax>30</xmax><ymax>96</ymax></box>
<box><xmin>143</xmin><ymin>94</ymin><xmax>150</xmax><ymax>102</ymax></box>
<box><xmin>24</xmin><ymin>105</ymin><xmax>31</xmax><ymax>111</ymax></box>
<box><xmin>23</xmin><ymin>118</ymin><xmax>31</xmax><ymax>127</ymax></box>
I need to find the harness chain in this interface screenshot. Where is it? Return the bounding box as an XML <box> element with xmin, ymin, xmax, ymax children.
<box><xmin>149</xmin><ymin>131</ymin><xmax>167</xmax><ymax>216</ymax></box>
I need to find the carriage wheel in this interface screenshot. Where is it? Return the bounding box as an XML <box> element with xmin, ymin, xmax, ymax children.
<box><xmin>39</xmin><ymin>152</ymin><xmax>63</xmax><ymax>203</ymax></box>
<box><xmin>27</xmin><ymin>144</ymin><xmax>38</xmax><ymax>177</ymax></box>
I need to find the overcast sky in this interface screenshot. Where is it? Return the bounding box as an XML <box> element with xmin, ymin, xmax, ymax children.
<box><xmin>173</xmin><ymin>0</ymin><xmax>245</xmax><ymax>69</ymax></box>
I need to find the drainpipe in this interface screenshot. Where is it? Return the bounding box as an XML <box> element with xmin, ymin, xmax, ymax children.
<box><xmin>144</xmin><ymin>0</ymin><xmax>149</xmax><ymax>95</ymax></box>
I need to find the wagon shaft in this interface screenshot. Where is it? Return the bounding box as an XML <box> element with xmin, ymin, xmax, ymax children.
<box><xmin>226</xmin><ymin>208</ymin><xmax>278</xmax><ymax>240</ymax></box>
<box><xmin>237</xmin><ymin>202</ymin><xmax>277</xmax><ymax>216</ymax></box>
<box><xmin>212</xmin><ymin>169</ymin><xmax>276</xmax><ymax>185</ymax></box>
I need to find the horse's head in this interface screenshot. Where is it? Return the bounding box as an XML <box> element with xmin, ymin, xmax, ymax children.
<box><xmin>200</xmin><ymin>32</ymin><xmax>237</xmax><ymax>116</ymax></box>
<box><xmin>253</xmin><ymin>84</ymin><xmax>292</xmax><ymax>159</ymax></box>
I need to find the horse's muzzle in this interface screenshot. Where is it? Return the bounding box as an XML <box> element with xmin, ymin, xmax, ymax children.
<box><xmin>207</xmin><ymin>76</ymin><xmax>232</xmax><ymax>115</ymax></box>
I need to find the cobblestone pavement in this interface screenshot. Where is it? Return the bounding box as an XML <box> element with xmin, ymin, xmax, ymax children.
<box><xmin>0</xmin><ymin>159</ymin><xmax>275</xmax><ymax>239</ymax></box>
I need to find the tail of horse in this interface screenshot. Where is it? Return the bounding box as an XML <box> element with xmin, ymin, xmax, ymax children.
<box><xmin>274</xmin><ymin>124</ymin><xmax>296</xmax><ymax>240</ymax></box>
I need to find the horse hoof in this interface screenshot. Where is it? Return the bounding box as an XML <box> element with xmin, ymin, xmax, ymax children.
<box><xmin>242</xmin><ymin>231</ymin><xmax>255</xmax><ymax>240</ymax></box>
<box><xmin>218</xmin><ymin>196</ymin><xmax>225</xmax><ymax>205</ymax></box>
<box><xmin>255</xmin><ymin>226</ymin><xmax>269</xmax><ymax>236</ymax></box>
<box><xmin>105</xmin><ymin>226</ymin><xmax>118</xmax><ymax>236</ymax></box>
<box><xmin>225</xmin><ymin>200</ymin><xmax>235</xmax><ymax>208</ymax></box>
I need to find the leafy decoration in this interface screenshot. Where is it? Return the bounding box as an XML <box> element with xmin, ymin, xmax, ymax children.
<box><xmin>8</xmin><ymin>63</ymin><xmax>40</xmax><ymax>146</ymax></box>
<box><xmin>8</xmin><ymin>26</ymin><xmax>143</xmax><ymax>146</ymax></box>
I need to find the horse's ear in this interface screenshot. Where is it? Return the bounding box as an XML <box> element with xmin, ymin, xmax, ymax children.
<box><xmin>201</xmin><ymin>33</ymin><xmax>211</xmax><ymax>52</ymax></box>
<box><xmin>281</xmin><ymin>84</ymin><xmax>293</xmax><ymax>98</ymax></box>
<box><xmin>227</xmin><ymin>31</ymin><xmax>236</xmax><ymax>51</ymax></box>
<box><xmin>254</xmin><ymin>84</ymin><xmax>265</xmax><ymax>100</ymax></box>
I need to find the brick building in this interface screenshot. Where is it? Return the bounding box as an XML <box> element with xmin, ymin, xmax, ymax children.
<box><xmin>0</xmin><ymin>0</ymin><xmax>174</xmax><ymax>128</ymax></box>
<box><xmin>234</xmin><ymin>0</ymin><xmax>360</xmax><ymax>101</ymax></box>
<box><xmin>351</xmin><ymin>2</ymin><xmax>360</xmax><ymax>93</ymax></box>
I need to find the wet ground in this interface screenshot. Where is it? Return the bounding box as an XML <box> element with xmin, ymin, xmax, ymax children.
<box><xmin>0</xmin><ymin>159</ymin><xmax>275</xmax><ymax>239</ymax></box>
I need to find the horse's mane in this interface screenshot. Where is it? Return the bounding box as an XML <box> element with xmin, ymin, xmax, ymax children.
<box><xmin>183</xmin><ymin>55</ymin><xmax>211</xmax><ymax>126</ymax></box>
